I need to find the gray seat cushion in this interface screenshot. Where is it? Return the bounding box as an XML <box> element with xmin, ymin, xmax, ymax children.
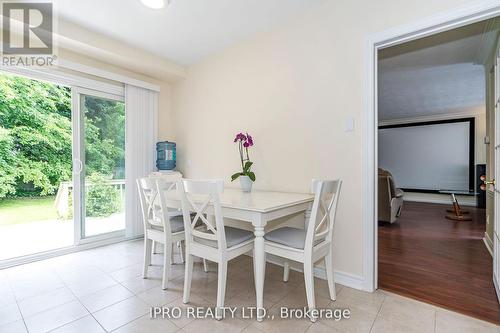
<box><xmin>195</xmin><ymin>227</ymin><xmax>254</xmax><ymax>248</ymax></box>
<box><xmin>150</xmin><ymin>215</ymin><xmax>187</xmax><ymax>233</ymax></box>
<box><xmin>265</xmin><ymin>227</ymin><xmax>320</xmax><ymax>249</ymax></box>
<box><xmin>170</xmin><ymin>215</ymin><xmax>185</xmax><ymax>233</ymax></box>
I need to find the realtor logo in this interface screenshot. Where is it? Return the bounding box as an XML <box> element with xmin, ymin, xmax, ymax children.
<box><xmin>1</xmin><ymin>1</ymin><xmax>56</xmax><ymax>66</ymax></box>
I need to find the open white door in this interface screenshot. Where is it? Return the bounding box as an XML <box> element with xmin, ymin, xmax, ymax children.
<box><xmin>493</xmin><ymin>48</ymin><xmax>500</xmax><ymax>302</ymax></box>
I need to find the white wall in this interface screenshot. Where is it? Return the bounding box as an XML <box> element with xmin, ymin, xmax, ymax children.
<box><xmin>168</xmin><ymin>0</ymin><xmax>481</xmax><ymax>282</ymax></box>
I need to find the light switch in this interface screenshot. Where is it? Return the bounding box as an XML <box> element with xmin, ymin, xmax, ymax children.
<box><xmin>345</xmin><ymin>118</ymin><xmax>355</xmax><ymax>132</ymax></box>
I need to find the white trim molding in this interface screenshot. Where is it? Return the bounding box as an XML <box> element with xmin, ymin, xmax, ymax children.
<box><xmin>0</xmin><ymin>65</ymin><xmax>125</xmax><ymax>97</ymax></box>
<box><xmin>0</xmin><ymin>59</ymin><xmax>161</xmax><ymax>95</ymax></box>
<box><xmin>378</xmin><ymin>109</ymin><xmax>486</xmax><ymax>127</ymax></box>
<box><xmin>363</xmin><ymin>1</ymin><xmax>500</xmax><ymax>292</ymax></box>
<box><xmin>475</xmin><ymin>16</ymin><xmax>500</xmax><ymax>65</ymax></box>
<box><xmin>264</xmin><ymin>254</ymin><xmax>365</xmax><ymax>291</ymax></box>
<box><xmin>403</xmin><ymin>192</ymin><xmax>477</xmax><ymax>206</ymax></box>
<box><xmin>484</xmin><ymin>231</ymin><xmax>494</xmax><ymax>256</ymax></box>
<box><xmin>58</xmin><ymin>59</ymin><xmax>161</xmax><ymax>92</ymax></box>
<box><xmin>495</xmin><ymin>273</ymin><xmax>500</xmax><ymax>303</ymax></box>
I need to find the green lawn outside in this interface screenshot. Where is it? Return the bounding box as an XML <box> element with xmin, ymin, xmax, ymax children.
<box><xmin>0</xmin><ymin>196</ymin><xmax>60</xmax><ymax>226</ymax></box>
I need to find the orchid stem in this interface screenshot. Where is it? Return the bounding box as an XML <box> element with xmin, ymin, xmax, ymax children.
<box><xmin>239</xmin><ymin>141</ymin><xmax>244</xmax><ymax>170</ymax></box>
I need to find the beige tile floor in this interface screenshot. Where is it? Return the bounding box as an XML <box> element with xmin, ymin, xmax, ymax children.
<box><xmin>0</xmin><ymin>239</ymin><xmax>498</xmax><ymax>333</ymax></box>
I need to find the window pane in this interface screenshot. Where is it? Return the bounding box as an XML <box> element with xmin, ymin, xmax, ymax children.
<box><xmin>83</xmin><ymin>95</ymin><xmax>125</xmax><ymax>237</ymax></box>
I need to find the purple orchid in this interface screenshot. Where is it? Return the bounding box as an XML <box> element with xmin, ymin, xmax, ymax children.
<box><xmin>233</xmin><ymin>132</ymin><xmax>247</xmax><ymax>142</ymax></box>
<box><xmin>246</xmin><ymin>134</ymin><xmax>254</xmax><ymax>147</ymax></box>
<box><xmin>231</xmin><ymin>131</ymin><xmax>256</xmax><ymax>183</ymax></box>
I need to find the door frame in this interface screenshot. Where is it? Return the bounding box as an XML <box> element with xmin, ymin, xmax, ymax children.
<box><xmin>492</xmin><ymin>47</ymin><xmax>500</xmax><ymax>302</ymax></box>
<box><xmin>363</xmin><ymin>1</ymin><xmax>500</xmax><ymax>292</ymax></box>
<box><xmin>71</xmin><ymin>87</ymin><xmax>126</xmax><ymax>245</ymax></box>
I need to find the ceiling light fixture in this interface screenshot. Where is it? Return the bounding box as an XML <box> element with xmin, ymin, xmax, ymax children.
<box><xmin>140</xmin><ymin>0</ymin><xmax>170</xmax><ymax>9</ymax></box>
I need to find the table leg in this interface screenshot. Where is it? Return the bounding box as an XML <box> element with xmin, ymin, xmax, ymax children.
<box><xmin>304</xmin><ymin>205</ymin><xmax>311</xmax><ymax>229</ymax></box>
<box><xmin>253</xmin><ymin>225</ymin><xmax>266</xmax><ymax>321</ymax></box>
<box><xmin>445</xmin><ymin>193</ymin><xmax>471</xmax><ymax>221</ymax></box>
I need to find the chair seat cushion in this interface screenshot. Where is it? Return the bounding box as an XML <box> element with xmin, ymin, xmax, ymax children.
<box><xmin>195</xmin><ymin>227</ymin><xmax>254</xmax><ymax>248</ymax></box>
<box><xmin>169</xmin><ymin>215</ymin><xmax>185</xmax><ymax>233</ymax></box>
<box><xmin>265</xmin><ymin>227</ymin><xmax>317</xmax><ymax>249</ymax></box>
<box><xmin>150</xmin><ymin>215</ymin><xmax>185</xmax><ymax>233</ymax></box>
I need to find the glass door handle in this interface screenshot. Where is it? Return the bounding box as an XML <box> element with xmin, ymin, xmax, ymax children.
<box><xmin>73</xmin><ymin>159</ymin><xmax>83</xmax><ymax>175</ymax></box>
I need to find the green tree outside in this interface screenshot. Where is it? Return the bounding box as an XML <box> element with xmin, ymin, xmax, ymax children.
<box><xmin>0</xmin><ymin>73</ymin><xmax>125</xmax><ymax>217</ymax></box>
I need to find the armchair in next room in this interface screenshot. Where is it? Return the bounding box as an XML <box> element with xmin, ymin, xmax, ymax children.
<box><xmin>378</xmin><ymin>168</ymin><xmax>404</xmax><ymax>223</ymax></box>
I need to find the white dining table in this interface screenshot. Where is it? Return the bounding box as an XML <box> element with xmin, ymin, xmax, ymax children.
<box><xmin>165</xmin><ymin>188</ymin><xmax>315</xmax><ymax>320</ymax></box>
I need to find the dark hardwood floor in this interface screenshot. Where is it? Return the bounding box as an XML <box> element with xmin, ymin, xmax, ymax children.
<box><xmin>378</xmin><ymin>201</ymin><xmax>500</xmax><ymax>324</ymax></box>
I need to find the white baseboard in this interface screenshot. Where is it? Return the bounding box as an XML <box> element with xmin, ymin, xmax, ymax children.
<box><xmin>330</xmin><ymin>270</ymin><xmax>366</xmax><ymax>290</ymax></box>
<box><xmin>261</xmin><ymin>253</ymin><xmax>365</xmax><ymax>291</ymax></box>
<box><xmin>402</xmin><ymin>191</ymin><xmax>477</xmax><ymax>207</ymax></box>
<box><xmin>404</xmin><ymin>197</ymin><xmax>476</xmax><ymax>207</ymax></box>
<box><xmin>483</xmin><ymin>232</ymin><xmax>493</xmax><ymax>256</ymax></box>
<box><xmin>494</xmin><ymin>272</ymin><xmax>500</xmax><ymax>304</ymax></box>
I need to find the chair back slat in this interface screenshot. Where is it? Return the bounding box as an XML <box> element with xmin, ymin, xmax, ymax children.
<box><xmin>182</xmin><ymin>190</ymin><xmax>217</xmax><ymax>238</ymax></box>
<box><xmin>137</xmin><ymin>177</ymin><xmax>165</xmax><ymax>231</ymax></box>
<box><xmin>155</xmin><ymin>178</ymin><xmax>180</xmax><ymax>234</ymax></box>
<box><xmin>178</xmin><ymin>179</ymin><xmax>227</xmax><ymax>249</ymax></box>
<box><xmin>306</xmin><ymin>179</ymin><xmax>342</xmax><ymax>251</ymax></box>
<box><xmin>314</xmin><ymin>229</ymin><xmax>328</xmax><ymax>241</ymax></box>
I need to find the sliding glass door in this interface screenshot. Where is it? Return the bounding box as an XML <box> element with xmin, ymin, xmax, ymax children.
<box><xmin>73</xmin><ymin>88</ymin><xmax>126</xmax><ymax>242</ymax></box>
<box><xmin>0</xmin><ymin>72</ymin><xmax>74</xmax><ymax>260</ymax></box>
<box><xmin>0</xmin><ymin>70</ymin><xmax>127</xmax><ymax>264</ymax></box>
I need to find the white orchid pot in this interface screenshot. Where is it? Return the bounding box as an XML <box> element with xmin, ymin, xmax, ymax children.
<box><xmin>239</xmin><ymin>176</ymin><xmax>253</xmax><ymax>192</ymax></box>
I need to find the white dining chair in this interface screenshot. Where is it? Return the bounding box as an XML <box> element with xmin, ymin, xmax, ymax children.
<box><xmin>179</xmin><ymin>179</ymin><xmax>255</xmax><ymax>319</ymax></box>
<box><xmin>151</xmin><ymin>174</ymin><xmax>184</xmax><ymax>258</ymax></box>
<box><xmin>137</xmin><ymin>177</ymin><xmax>186</xmax><ymax>290</ymax></box>
<box><xmin>263</xmin><ymin>179</ymin><xmax>342</xmax><ymax>322</ymax></box>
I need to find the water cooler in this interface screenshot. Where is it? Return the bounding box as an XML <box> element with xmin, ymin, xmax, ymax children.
<box><xmin>156</xmin><ymin>141</ymin><xmax>176</xmax><ymax>171</ymax></box>
<box><xmin>151</xmin><ymin>141</ymin><xmax>182</xmax><ymax>181</ymax></box>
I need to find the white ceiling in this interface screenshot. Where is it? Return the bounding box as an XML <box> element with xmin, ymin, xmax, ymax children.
<box><xmin>56</xmin><ymin>0</ymin><xmax>324</xmax><ymax>66</ymax></box>
<box><xmin>378</xmin><ymin>21</ymin><xmax>487</xmax><ymax>121</ymax></box>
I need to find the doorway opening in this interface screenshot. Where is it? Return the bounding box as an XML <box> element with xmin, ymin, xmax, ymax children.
<box><xmin>375</xmin><ymin>18</ymin><xmax>500</xmax><ymax>323</ymax></box>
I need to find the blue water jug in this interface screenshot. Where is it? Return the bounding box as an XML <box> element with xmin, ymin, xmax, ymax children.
<box><xmin>156</xmin><ymin>141</ymin><xmax>176</xmax><ymax>170</ymax></box>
